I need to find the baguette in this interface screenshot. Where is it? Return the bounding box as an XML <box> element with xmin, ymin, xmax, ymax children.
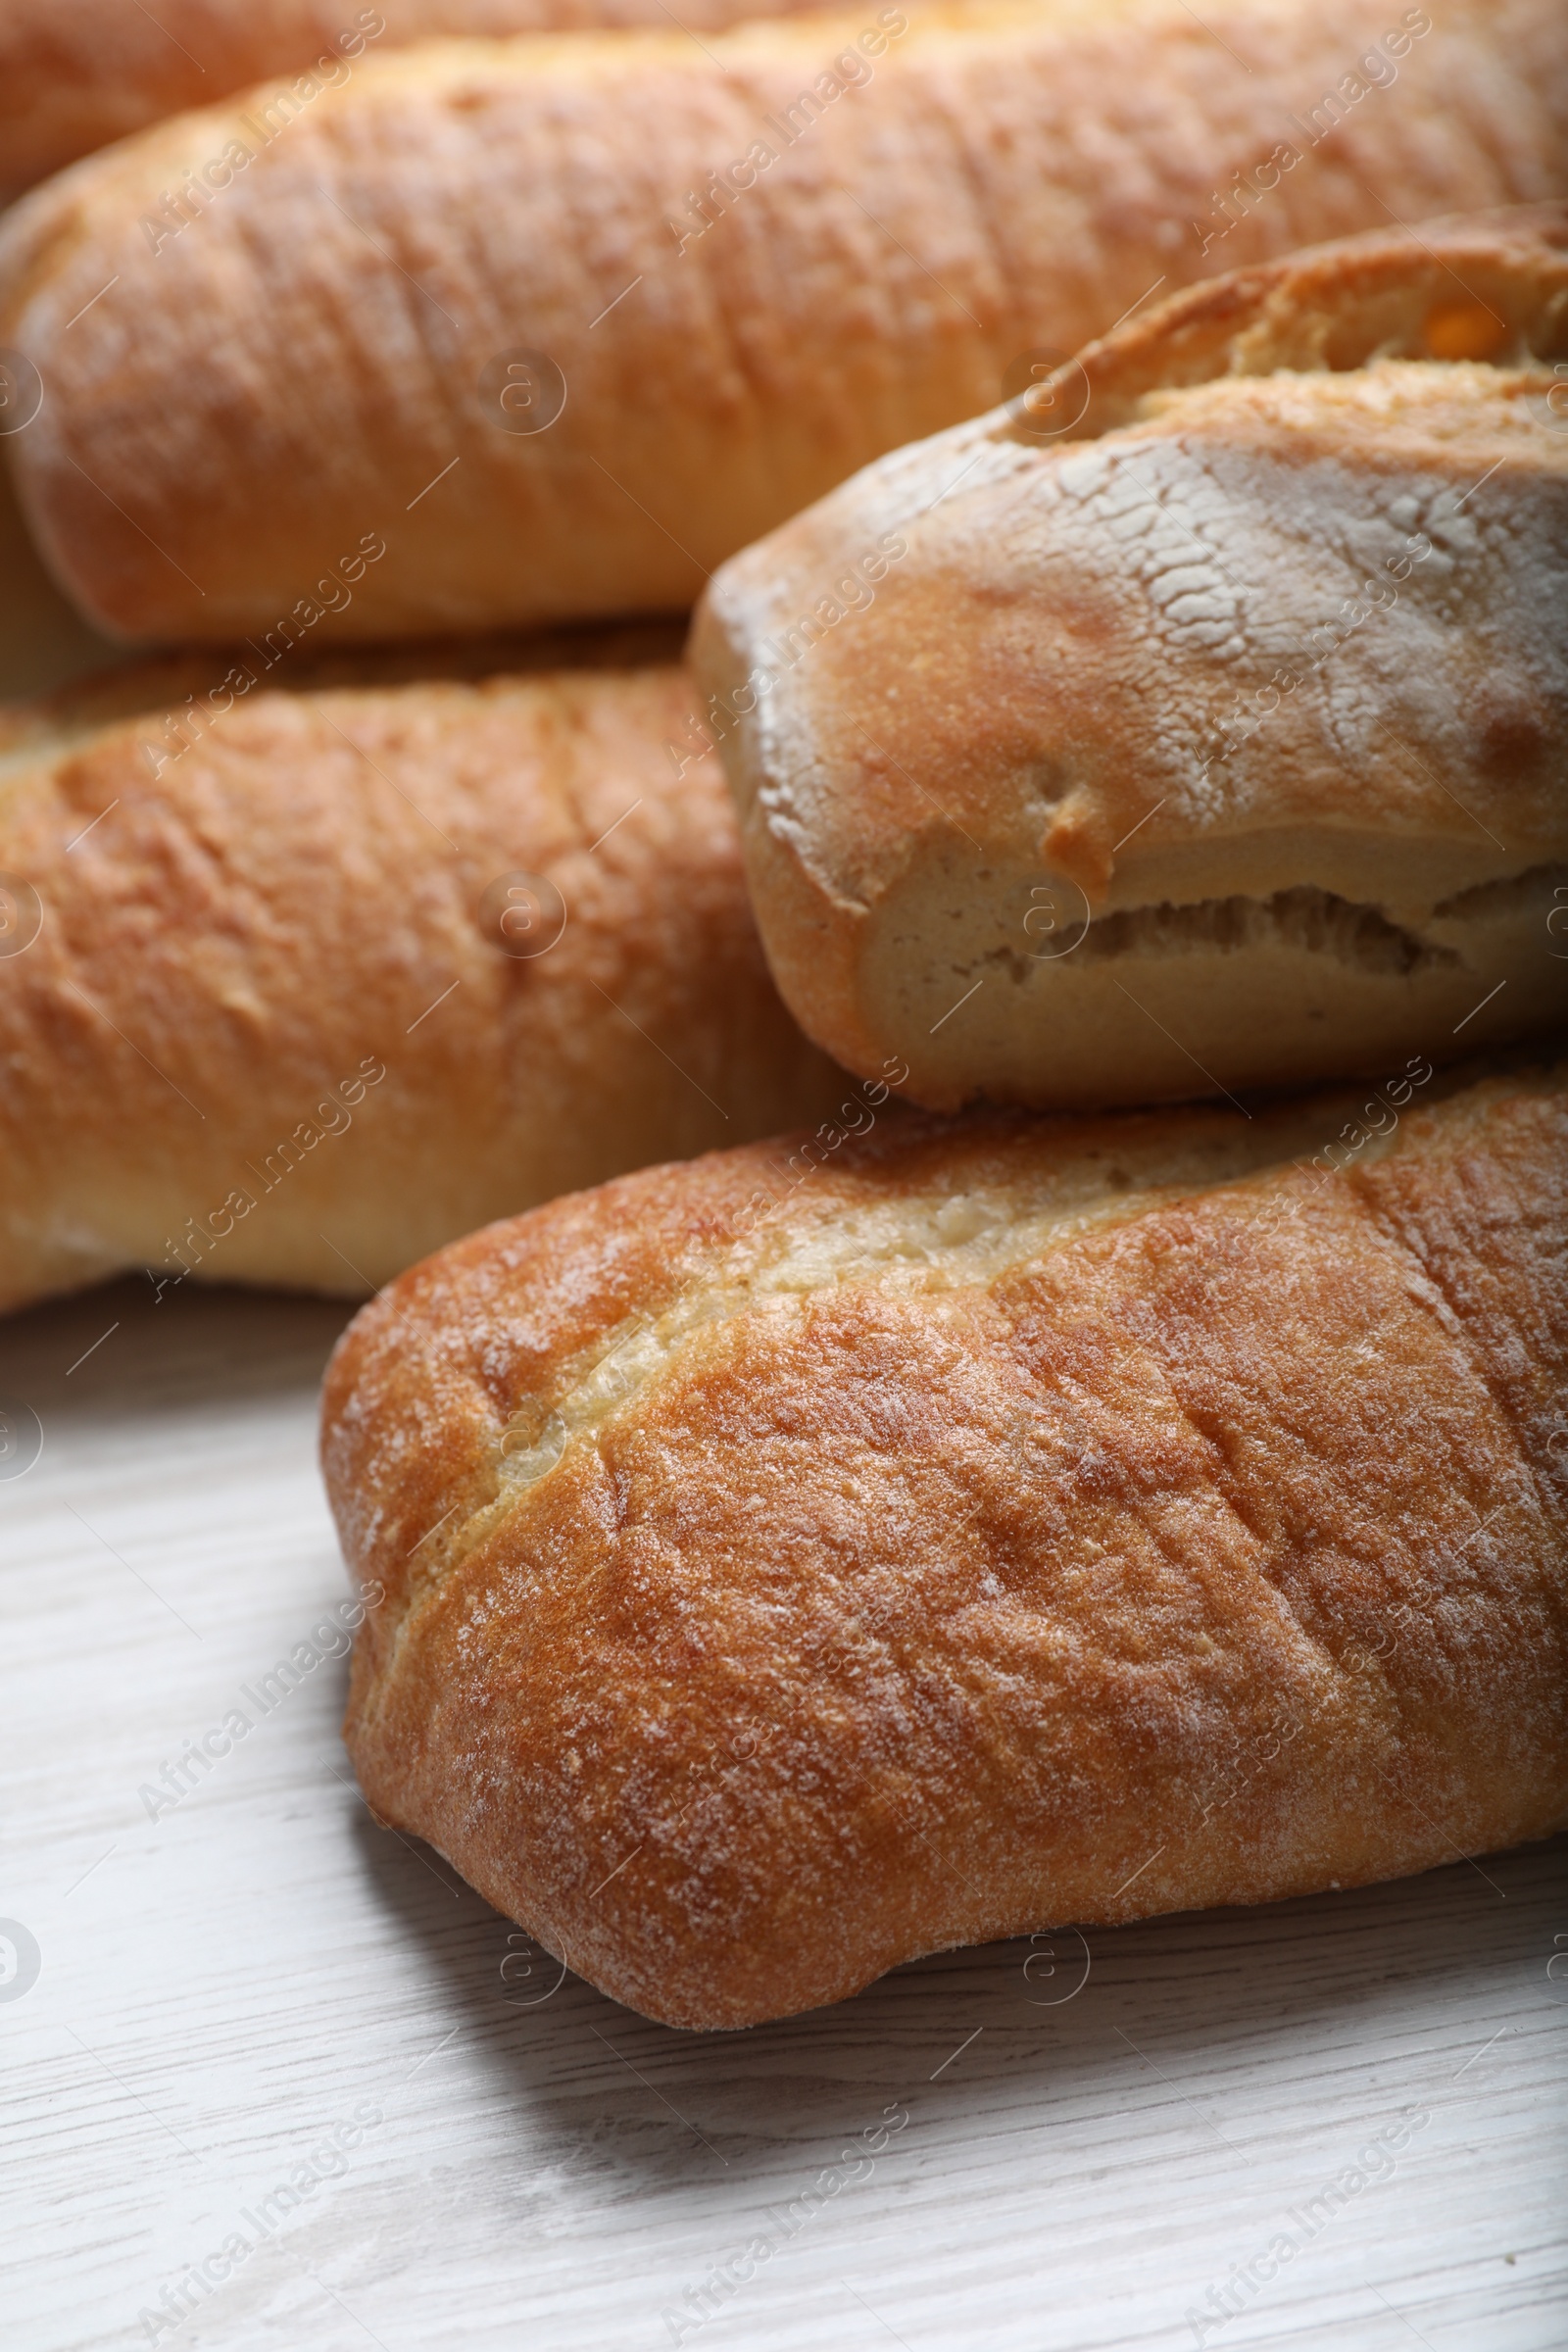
<box><xmin>692</xmin><ymin>207</ymin><xmax>1568</xmax><ymax>1112</ymax></box>
<box><xmin>5</xmin><ymin>0</ymin><xmax>1568</xmax><ymax>641</ymax></box>
<box><xmin>0</xmin><ymin>0</ymin><xmax>835</xmax><ymax>199</ymax></box>
<box><xmin>323</xmin><ymin>1061</ymin><xmax>1568</xmax><ymax>2029</ymax></box>
<box><xmin>0</xmin><ymin>634</ymin><xmax>841</xmax><ymax>1313</ymax></box>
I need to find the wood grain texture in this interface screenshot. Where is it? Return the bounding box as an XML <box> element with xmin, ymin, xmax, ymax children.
<box><xmin>2</xmin><ymin>1278</ymin><xmax>1565</xmax><ymax>2349</ymax></box>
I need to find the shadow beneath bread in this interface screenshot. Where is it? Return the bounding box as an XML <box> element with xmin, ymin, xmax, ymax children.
<box><xmin>1</xmin><ymin>1272</ymin><xmax>357</xmax><ymax>1425</ymax></box>
<box><xmin>346</xmin><ymin>1799</ymin><xmax>1568</xmax><ymax>2203</ymax></box>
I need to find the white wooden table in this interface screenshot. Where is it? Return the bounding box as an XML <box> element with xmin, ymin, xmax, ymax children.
<box><xmin>3</xmin><ymin>1271</ymin><xmax>1565</xmax><ymax>2352</ymax></box>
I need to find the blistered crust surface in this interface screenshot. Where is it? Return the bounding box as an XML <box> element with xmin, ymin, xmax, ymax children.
<box><xmin>325</xmin><ymin>1067</ymin><xmax>1568</xmax><ymax>2028</ymax></box>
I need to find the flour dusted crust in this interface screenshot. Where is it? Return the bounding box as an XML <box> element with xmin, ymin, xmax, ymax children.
<box><xmin>0</xmin><ymin>0</ymin><xmax>836</xmax><ymax>198</ymax></box>
<box><xmin>0</xmin><ymin>636</ymin><xmax>840</xmax><ymax>1312</ymax></box>
<box><xmin>4</xmin><ymin>0</ymin><xmax>1568</xmax><ymax>639</ymax></box>
<box><xmin>324</xmin><ymin>1062</ymin><xmax>1568</xmax><ymax>2029</ymax></box>
<box><xmin>693</xmin><ymin>206</ymin><xmax>1568</xmax><ymax>1112</ymax></box>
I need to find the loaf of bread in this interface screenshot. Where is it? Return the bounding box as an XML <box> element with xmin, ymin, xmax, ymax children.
<box><xmin>323</xmin><ymin>1061</ymin><xmax>1568</xmax><ymax>2029</ymax></box>
<box><xmin>6</xmin><ymin>0</ymin><xmax>1567</xmax><ymax>641</ymax></box>
<box><xmin>0</xmin><ymin>0</ymin><xmax>835</xmax><ymax>198</ymax></box>
<box><xmin>693</xmin><ymin>207</ymin><xmax>1568</xmax><ymax>1113</ymax></box>
<box><xmin>0</xmin><ymin>633</ymin><xmax>842</xmax><ymax>1314</ymax></box>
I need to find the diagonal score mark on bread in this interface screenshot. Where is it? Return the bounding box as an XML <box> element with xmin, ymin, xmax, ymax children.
<box><xmin>494</xmin><ymin>1121</ymin><xmax>1312</xmax><ymax>1470</ymax></box>
<box><xmin>349</xmin><ymin>1100</ymin><xmax>1289</xmax><ymax>1701</ymax></box>
<box><xmin>345</xmin><ymin>1067</ymin><xmax>1490</xmax><ymax>1706</ymax></box>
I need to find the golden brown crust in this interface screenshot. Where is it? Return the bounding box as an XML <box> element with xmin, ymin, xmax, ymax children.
<box><xmin>692</xmin><ymin>206</ymin><xmax>1568</xmax><ymax>1111</ymax></box>
<box><xmin>0</xmin><ymin>641</ymin><xmax>841</xmax><ymax>1312</ymax></box>
<box><xmin>5</xmin><ymin>0</ymin><xmax>1567</xmax><ymax>639</ymax></box>
<box><xmin>325</xmin><ymin>1062</ymin><xmax>1568</xmax><ymax>2029</ymax></box>
<box><xmin>0</xmin><ymin>0</ymin><xmax>836</xmax><ymax>198</ymax></box>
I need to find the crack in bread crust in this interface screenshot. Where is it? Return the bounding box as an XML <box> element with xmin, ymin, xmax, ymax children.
<box><xmin>694</xmin><ymin>208</ymin><xmax>1568</xmax><ymax>1112</ymax></box>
